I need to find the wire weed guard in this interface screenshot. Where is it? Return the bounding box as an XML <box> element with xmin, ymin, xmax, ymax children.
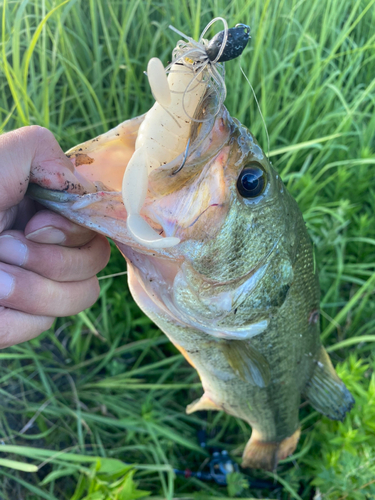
<box><xmin>173</xmin><ymin>429</ymin><xmax>277</xmax><ymax>489</ymax></box>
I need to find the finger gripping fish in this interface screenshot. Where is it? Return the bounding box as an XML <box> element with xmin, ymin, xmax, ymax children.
<box><xmin>28</xmin><ymin>19</ymin><xmax>354</xmax><ymax>471</ymax></box>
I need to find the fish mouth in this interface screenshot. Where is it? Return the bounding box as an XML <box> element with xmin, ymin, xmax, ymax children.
<box><xmin>27</xmin><ymin>99</ymin><xmax>232</xmax><ymax>254</ymax></box>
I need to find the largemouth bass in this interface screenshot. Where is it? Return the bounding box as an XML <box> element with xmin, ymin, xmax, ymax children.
<box><xmin>28</xmin><ymin>23</ymin><xmax>354</xmax><ymax>471</ymax></box>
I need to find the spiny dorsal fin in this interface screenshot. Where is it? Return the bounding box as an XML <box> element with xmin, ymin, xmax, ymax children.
<box><xmin>219</xmin><ymin>340</ymin><xmax>271</xmax><ymax>388</ymax></box>
<box><xmin>303</xmin><ymin>346</ymin><xmax>354</xmax><ymax>421</ymax></box>
<box><xmin>186</xmin><ymin>393</ymin><xmax>221</xmax><ymax>414</ymax></box>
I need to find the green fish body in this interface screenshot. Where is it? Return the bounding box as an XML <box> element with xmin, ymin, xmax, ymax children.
<box><xmin>28</xmin><ymin>103</ymin><xmax>354</xmax><ymax>471</ymax></box>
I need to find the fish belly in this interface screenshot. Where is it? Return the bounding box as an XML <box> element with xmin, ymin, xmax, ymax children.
<box><xmin>126</xmin><ymin>263</ymin><xmax>313</xmax><ymax>470</ymax></box>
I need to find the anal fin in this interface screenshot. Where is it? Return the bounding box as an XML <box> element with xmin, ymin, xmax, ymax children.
<box><xmin>186</xmin><ymin>393</ymin><xmax>221</xmax><ymax>414</ymax></box>
<box><xmin>219</xmin><ymin>340</ymin><xmax>270</xmax><ymax>388</ymax></box>
<box><xmin>303</xmin><ymin>346</ymin><xmax>354</xmax><ymax>421</ymax></box>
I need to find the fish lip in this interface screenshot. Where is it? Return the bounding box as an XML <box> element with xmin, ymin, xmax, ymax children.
<box><xmin>27</xmin><ymin>183</ymin><xmax>82</xmax><ymax>204</ymax></box>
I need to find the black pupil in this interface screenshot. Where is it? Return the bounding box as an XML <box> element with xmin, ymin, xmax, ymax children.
<box><xmin>237</xmin><ymin>165</ymin><xmax>265</xmax><ymax>198</ymax></box>
<box><xmin>242</xmin><ymin>172</ymin><xmax>260</xmax><ymax>191</ymax></box>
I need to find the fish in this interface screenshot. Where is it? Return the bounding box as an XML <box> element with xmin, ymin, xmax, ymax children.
<box><xmin>27</xmin><ymin>21</ymin><xmax>354</xmax><ymax>471</ymax></box>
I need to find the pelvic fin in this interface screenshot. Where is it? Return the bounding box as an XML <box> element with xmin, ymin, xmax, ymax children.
<box><xmin>186</xmin><ymin>394</ymin><xmax>221</xmax><ymax>414</ymax></box>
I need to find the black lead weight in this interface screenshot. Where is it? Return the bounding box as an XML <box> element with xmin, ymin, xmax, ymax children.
<box><xmin>205</xmin><ymin>23</ymin><xmax>251</xmax><ymax>63</ymax></box>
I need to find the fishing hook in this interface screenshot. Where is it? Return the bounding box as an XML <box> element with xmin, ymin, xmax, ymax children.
<box><xmin>172</xmin><ymin>138</ymin><xmax>190</xmax><ymax>175</ymax></box>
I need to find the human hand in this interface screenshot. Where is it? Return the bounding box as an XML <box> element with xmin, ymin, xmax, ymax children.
<box><xmin>0</xmin><ymin>126</ymin><xmax>111</xmax><ymax>348</ymax></box>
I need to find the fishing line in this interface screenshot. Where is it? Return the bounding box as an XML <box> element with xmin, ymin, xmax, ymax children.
<box><xmin>98</xmin><ymin>271</ymin><xmax>128</xmax><ymax>280</ymax></box>
<box><xmin>239</xmin><ymin>58</ymin><xmax>270</xmax><ymax>159</ymax></box>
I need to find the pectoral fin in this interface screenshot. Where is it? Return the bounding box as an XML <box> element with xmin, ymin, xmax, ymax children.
<box><xmin>219</xmin><ymin>340</ymin><xmax>271</xmax><ymax>388</ymax></box>
<box><xmin>303</xmin><ymin>346</ymin><xmax>354</xmax><ymax>421</ymax></box>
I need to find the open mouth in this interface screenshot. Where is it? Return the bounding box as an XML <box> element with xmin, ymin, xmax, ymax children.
<box><xmin>27</xmin><ymin>98</ymin><xmax>232</xmax><ymax>253</ymax></box>
<box><xmin>27</xmin><ymin>14</ymin><xmax>246</xmax><ymax>252</ymax></box>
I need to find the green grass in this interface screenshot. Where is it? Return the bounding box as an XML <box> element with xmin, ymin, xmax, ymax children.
<box><xmin>0</xmin><ymin>0</ymin><xmax>375</xmax><ymax>498</ymax></box>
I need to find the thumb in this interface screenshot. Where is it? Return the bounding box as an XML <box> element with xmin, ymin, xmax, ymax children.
<box><xmin>0</xmin><ymin>126</ymin><xmax>95</xmax><ymax>214</ymax></box>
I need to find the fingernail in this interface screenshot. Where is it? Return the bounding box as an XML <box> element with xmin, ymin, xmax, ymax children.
<box><xmin>0</xmin><ymin>236</ymin><xmax>28</xmax><ymax>266</ymax></box>
<box><xmin>0</xmin><ymin>270</ymin><xmax>14</xmax><ymax>299</ymax></box>
<box><xmin>26</xmin><ymin>227</ymin><xmax>66</xmax><ymax>244</ymax></box>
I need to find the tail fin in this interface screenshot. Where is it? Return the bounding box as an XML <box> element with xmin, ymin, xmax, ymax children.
<box><xmin>242</xmin><ymin>428</ymin><xmax>301</xmax><ymax>471</ymax></box>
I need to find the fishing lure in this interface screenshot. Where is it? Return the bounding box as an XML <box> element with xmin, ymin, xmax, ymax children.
<box><xmin>122</xmin><ymin>18</ymin><xmax>250</xmax><ymax>249</ymax></box>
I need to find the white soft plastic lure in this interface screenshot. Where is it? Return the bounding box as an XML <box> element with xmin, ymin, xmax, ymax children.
<box><xmin>122</xmin><ymin>18</ymin><xmax>250</xmax><ymax>249</ymax></box>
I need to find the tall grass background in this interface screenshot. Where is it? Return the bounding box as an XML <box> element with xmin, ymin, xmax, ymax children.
<box><xmin>0</xmin><ymin>0</ymin><xmax>375</xmax><ymax>498</ymax></box>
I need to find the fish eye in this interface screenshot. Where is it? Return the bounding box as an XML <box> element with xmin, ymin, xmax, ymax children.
<box><xmin>237</xmin><ymin>163</ymin><xmax>266</xmax><ymax>198</ymax></box>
